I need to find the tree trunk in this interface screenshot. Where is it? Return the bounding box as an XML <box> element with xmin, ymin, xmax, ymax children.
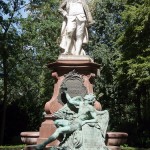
<box><xmin>0</xmin><ymin>56</ymin><xmax>8</xmax><ymax>145</ymax></box>
<box><xmin>136</xmin><ymin>89</ymin><xmax>142</xmax><ymax>127</ymax></box>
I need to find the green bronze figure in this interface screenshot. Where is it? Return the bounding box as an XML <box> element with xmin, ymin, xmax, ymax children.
<box><xmin>36</xmin><ymin>89</ymin><xmax>109</xmax><ymax>150</ymax></box>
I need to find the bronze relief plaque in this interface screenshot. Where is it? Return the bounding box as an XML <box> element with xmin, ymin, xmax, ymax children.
<box><xmin>58</xmin><ymin>70</ymin><xmax>87</xmax><ymax>105</ymax></box>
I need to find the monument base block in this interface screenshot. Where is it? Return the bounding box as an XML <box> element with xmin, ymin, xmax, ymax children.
<box><xmin>21</xmin><ymin>55</ymin><xmax>128</xmax><ymax>150</ymax></box>
<box><xmin>37</xmin><ymin>55</ymin><xmax>101</xmax><ymax>147</ymax></box>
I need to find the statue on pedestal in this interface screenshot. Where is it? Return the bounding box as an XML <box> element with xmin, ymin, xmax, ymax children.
<box><xmin>59</xmin><ymin>0</ymin><xmax>94</xmax><ymax>55</ymax></box>
<box><xmin>36</xmin><ymin>88</ymin><xmax>109</xmax><ymax>150</ymax></box>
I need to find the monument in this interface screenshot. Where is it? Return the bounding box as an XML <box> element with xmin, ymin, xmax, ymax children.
<box><xmin>21</xmin><ymin>0</ymin><xmax>128</xmax><ymax>149</ymax></box>
<box><xmin>33</xmin><ymin>1</ymin><xmax>110</xmax><ymax>149</ymax></box>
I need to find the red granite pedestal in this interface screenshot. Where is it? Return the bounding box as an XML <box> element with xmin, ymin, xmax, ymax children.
<box><xmin>37</xmin><ymin>55</ymin><xmax>102</xmax><ymax>147</ymax></box>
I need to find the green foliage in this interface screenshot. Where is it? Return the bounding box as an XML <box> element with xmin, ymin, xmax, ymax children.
<box><xmin>90</xmin><ymin>0</ymin><xmax>150</xmax><ymax>147</ymax></box>
<box><xmin>121</xmin><ymin>146</ymin><xmax>149</xmax><ymax>150</ymax></box>
<box><xmin>89</xmin><ymin>0</ymin><xmax>125</xmax><ymax>124</ymax></box>
<box><xmin>22</xmin><ymin>0</ymin><xmax>61</xmax><ymax>62</ymax></box>
<box><xmin>115</xmin><ymin>0</ymin><xmax>150</xmax><ymax>147</ymax></box>
<box><xmin>0</xmin><ymin>0</ymin><xmax>61</xmax><ymax>144</ymax></box>
<box><xmin>15</xmin><ymin>0</ymin><xmax>61</xmax><ymax>129</ymax></box>
<box><xmin>0</xmin><ymin>0</ymin><xmax>27</xmax><ymax>144</ymax></box>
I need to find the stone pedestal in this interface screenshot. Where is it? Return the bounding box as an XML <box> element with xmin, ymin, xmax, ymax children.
<box><xmin>37</xmin><ymin>55</ymin><xmax>101</xmax><ymax>146</ymax></box>
<box><xmin>21</xmin><ymin>132</ymin><xmax>39</xmax><ymax>145</ymax></box>
<box><xmin>106</xmin><ymin>132</ymin><xmax>128</xmax><ymax>150</ymax></box>
<box><xmin>20</xmin><ymin>55</ymin><xmax>128</xmax><ymax>150</ymax></box>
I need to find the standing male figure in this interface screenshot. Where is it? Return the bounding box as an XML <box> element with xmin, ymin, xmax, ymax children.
<box><xmin>59</xmin><ymin>0</ymin><xmax>94</xmax><ymax>55</ymax></box>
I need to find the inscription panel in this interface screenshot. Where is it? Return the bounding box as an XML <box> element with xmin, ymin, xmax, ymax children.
<box><xmin>65</xmin><ymin>79</ymin><xmax>87</xmax><ymax>98</ymax></box>
<box><xmin>58</xmin><ymin>70</ymin><xmax>87</xmax><ymax>105</ymax></box>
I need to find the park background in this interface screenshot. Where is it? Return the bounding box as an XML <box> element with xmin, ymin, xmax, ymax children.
<box><xmin>0</xmin><ymin>0</ymin><xmax>150</xmax><ymax>148</ymax></box>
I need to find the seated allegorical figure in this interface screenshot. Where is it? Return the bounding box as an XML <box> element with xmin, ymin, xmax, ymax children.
<box><xmin>36</xmin><ymin>89</ymin><xmax>109</xmax><ymax>150</ymax></box>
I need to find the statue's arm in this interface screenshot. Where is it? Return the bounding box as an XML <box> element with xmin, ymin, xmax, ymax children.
<box><xmin>58</xmin><ymin>0</ymin><xmax>68</xmax><ymax>17</ymax></box>
<box><xmin>65</xmin><ymin>92</ymin><xmax>72</xmax><ymax>101</ymax></box>
<box><xmin>68</xmin><ymin>96</ymin><xmax>83</xmax><ymax>106</ymax></box>
<box><xmin>83</xmin><ymin>0</ymin><xmax>95</xmax><ymax>25</ymax></box>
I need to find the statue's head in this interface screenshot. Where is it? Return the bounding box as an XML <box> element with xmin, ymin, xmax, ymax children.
<box><xmin>84</xmin><ymin>93</ymin><xmax>96</xmax><ymax>104</ymax></box>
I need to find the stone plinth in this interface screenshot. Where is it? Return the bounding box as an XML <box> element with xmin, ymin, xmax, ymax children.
<box><xmin>45</xmin><ymin>55</ymin><xmax>101</xmax><ymax>114</ymax></box>
<box><xmin>37</xmin><ymin>55</ymin><xmax>101</xmax><ymax>147</ymax></box>
<box><xmin>36</xmin><ymin>115</ymin><xmax>61</xmax><ymax>146</ymax></box>
<box><xmin>47</xmin><ymin>55</ymin><xmax>100</xmax><ymax>76</ymax></box>
<box><xmin>20</xmin><ymin>132</ymin><xmax>39</xmax><ymax>145</ymax></box>
<box><xmin>20</xmin><ymin>55</ymin><xmax>128</xmax><ymax>150</ymax></box>
<box><xmin>106</xmin><ymin>132</ymin><xmax>128</xmax><ymax>150</ymax></box>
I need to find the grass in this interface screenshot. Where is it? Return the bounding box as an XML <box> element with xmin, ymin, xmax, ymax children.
<box><xmin>0</xmin><ymin>145</ymin><xmax>25</xmax><ymax>150</ymax></box>
<box><xmin>0</xmin><ymin>145</ymin><xmax>150</xmax><ymax>150</ymax></box>
<box><xmin>121</xmin><ymin>146</ymin><xmax>150</xmax><ymax>150</ymax></box>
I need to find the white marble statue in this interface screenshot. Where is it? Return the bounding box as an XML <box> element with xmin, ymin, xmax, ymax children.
<box><xmin>59</xmin><ymin>0</ymin><xmax>94</xmax><ymax>55</ymax></box>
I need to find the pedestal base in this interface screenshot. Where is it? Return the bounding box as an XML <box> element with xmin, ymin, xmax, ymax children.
<box><xmin>21</xmin><ymin>55</ymin><xmax>128</xmax><ymax>150</ymax></box>
<box><xmin>20</xmin><ymin>132</ymin><xmax>39</xmax><ymax>145</ymax></box>
<box><xmin>37</xmin><ymin>55</ymin><xmax>101</xmax><ymax>146</ymax></box>
<box><xmin>106</xmin><ymin>132</ymin><xmax>128</xmax><ymax>146</ymax></box>
<box><xmin>37</xmin><ymin>115</ymin><xmax>60</xmax><ymax>146</ymax></box>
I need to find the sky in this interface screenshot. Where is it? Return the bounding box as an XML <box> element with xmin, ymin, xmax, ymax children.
<box><xmin>19</xmin><ymin>0</ymin><xmax>30</xmax><ymax>18</ymax></box>
<box><xmin>2</xmin><ymin>0</ymin><xmax>30</xmax><ymax>19</ymax></box>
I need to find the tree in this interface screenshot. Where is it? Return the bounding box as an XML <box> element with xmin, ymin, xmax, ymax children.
<box><xmin>16</xmin><ymin>0</ymin><xmax>61</xmax><ymax>129</ymax></box>
<box><xmin>0</xmin><ymin>0</ymin><xmax>26</xmax><ymax>144</ymax></box>
<box><xmin>116</xmin><ymin>0</ymin><xmax>150</xmax><ymax>147</ymax></box>
<box><xmin>0</xmin><ymin>0</ymin><xmax>62</xmax><ymax>144</ymax></box>
<box><xmin>88</xmin><ymin>0</ymin><xmax>125</xmax><ymax>130</ymax></box>
<box><xmin>89</xmin><ymin>0</ymin><xmax>150</xmax><ymax>147</ymax></box>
